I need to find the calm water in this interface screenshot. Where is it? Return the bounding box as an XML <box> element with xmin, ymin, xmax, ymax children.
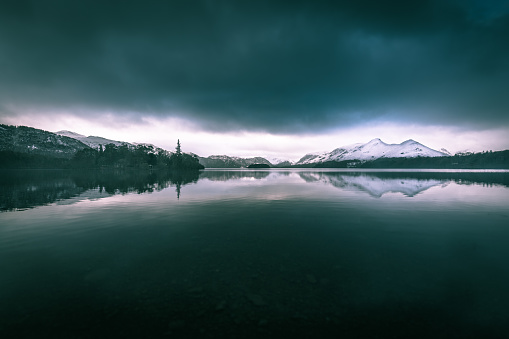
<box><xmin>1</xmin><ymin>169</ymin><xmax>509</xmax><ymax>338</ymax></box>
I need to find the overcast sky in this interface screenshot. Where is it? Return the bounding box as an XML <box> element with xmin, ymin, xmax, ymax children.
<box><xmin>1</xmin><ymin>0</ymin><xmax>508</xmax><ymax>160</ymax></box>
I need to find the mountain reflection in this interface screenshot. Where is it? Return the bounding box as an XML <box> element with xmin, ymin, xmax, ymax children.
<box><xmin>299</xmin><ymin>172</ymin><xmax>446</xmax><ymax>197</ymax></box>
<box><xmin>299</xmin><ymin>171</ymin><xmax>509</xmax><ymax>197</ymax></box>
<box><xmin>1</xmin><ymin>169</ymin><xmax>508</xmax><ymax>211</ymax></box>
<box><xmin>300</xmin><ymin>171</ymin><xmax>509</xmax><ymax>197</ymax></box>
<box><xmin>199</xmin><ymin>170</ymin><xmax>270</xmax><ymax>181</ymax></box>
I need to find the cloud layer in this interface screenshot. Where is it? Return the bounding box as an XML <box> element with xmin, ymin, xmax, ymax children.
<box><xmin>1</xmin><ymin>0</ymin><xmax>508</xmax><ymax>133</ymax></box>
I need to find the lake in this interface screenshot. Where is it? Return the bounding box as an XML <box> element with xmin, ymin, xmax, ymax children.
<box><xmin>1</xmin><ymin>169</ymin><xmax>509</xmax><ymax>338</ymax></box>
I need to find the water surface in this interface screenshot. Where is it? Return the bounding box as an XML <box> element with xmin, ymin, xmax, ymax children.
<box><xmin>1</xmin><ymin>169</ymin><xmax>509</xmax><ymax>338</ymax></box>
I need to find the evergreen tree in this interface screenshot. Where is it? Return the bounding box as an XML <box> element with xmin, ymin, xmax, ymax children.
<box><xmin>176</xmin><ymin>139</ymin><xmax>182</xmax><ymax>157</ymax></box>
<box><xmin>174</xmin><ymin>139</ymin><xmax>183</xmax><ymax>167</ymax></box>
<box><xmin>167</xmin><ymin>139</ymin><xmax>204</xmax><ymax>170</ymax></box>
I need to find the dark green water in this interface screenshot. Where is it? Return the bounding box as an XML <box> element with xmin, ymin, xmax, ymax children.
<box><xmin>1</xmin><ymin>169</ymin><xmax>509</xmax><ymax>338</ymax></box>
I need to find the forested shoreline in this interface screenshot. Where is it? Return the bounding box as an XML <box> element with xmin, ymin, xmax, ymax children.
<box><xmin>306</xmin><ymin>150</ymin><xmax>509</xmax><ymax>169</ymax></box>
<box><xmin>1</xmin><ymin>145</ymin><xmax>508</xmax><ymax>170</ymax></box>
<box><xmin>0</xmin><ymin>141</ymin><xmax>204</xmax><ymax>170</ymax></box>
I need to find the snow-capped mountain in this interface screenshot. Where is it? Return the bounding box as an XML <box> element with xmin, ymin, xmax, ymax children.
<box><xmin>56</xmin><ymin>130</ymin><xmax>171</xmax><ymax>155</ymax></box>
<box><xmin>296</xmin><ymin>138</ymin><xmax>448</xmax><ymax>165</ymax></box>
<box><xmin>56</xmin><ymin>130</ymin><xmax>129</xmax><ymax>148</ymax></box>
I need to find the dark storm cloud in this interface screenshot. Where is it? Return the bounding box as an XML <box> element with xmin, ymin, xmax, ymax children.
<box><xmin>0</xmin><ymin>0</ymin><xmax>508</xmax><ymax>132</ymax></box>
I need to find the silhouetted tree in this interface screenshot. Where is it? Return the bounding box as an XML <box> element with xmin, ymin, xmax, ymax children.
<box><xmin>175</xmin><ymin>139</ymin><xmax>182</xmax><ymax>167</ymax></box>
<box><xmin>176</xmin><ymin>139</ymin><xmax>182</xmax><ymax>156</ymax></box>
<box><xmin>167</xmin><ymin>139</ymin><xmax>204</xmax><ymax>170</ymax></box>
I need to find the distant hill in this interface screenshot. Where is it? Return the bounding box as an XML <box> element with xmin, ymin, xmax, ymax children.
<box><xmin>198</xmin><ymin>155</ymin><xmax>272</xmax><ymax>168</ymax></box>
<box><xmin>198</xmin><ymin>155</ymin><xmax>294</xmax><ymax>168</ymax></box>
<box><xmin>271</xmin><ymin>160</ymin><xmax>294</xmax><ymax>167</ymax></box>
<box><xmin>247</xmin><ymin>163</ymin><xmax>270</xmax><ymax>168</ymax></box>
<box><xmin>266</xmin><ymin>157</ymin><xmax>295</xmax><ymax>167</ymax></box>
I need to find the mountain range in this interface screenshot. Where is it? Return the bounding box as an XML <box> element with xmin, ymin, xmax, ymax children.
<box><xmin>56</xmin><ymin>129</ymin><xmax>286</xmax><ymax>167</ymax></box>
<box><xmin>295</xmin><ymin>138</ymin><xmax>448</xmax><ymax>165</ymax></box>
<box><xmin>195</xmin><ymin>138</ymin><xmax>450</xmax><ymax>167</ymax></box>
<box><xmin>4</xmin><ymin>124</ymin><xmax>504</xmax><ymax>169</ymax></box>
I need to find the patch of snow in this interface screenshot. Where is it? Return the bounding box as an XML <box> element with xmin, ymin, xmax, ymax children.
<box><xmin>56</xmin><ymin>130</ymin><xmax>129</xmax><ymax>149</ymax></box>
<box><xmin>440</xmin><ymin>148</ymin><xmax>452</xmax><ymax>155</ymax></box>
<box><xmin>56</xmin><ymin>130</ymin><xmax>171</xmax><ymax>154</ymax></box>
<box><xmin>56</xmin><ymin>130</ymin><xmax>86</xmax><ymax>138</ymax></box>
<box><xmin>266</xmin><ymin>157</ymin><xmax>295</xmax><ymax>166</ymax></box>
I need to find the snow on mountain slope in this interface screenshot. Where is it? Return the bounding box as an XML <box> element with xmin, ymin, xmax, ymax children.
<box><xmin>56</xmin><ymin>130</ymin><xmax>171</xmax><ymax>155</ymax></box>
<box><xmin>56</xmin><ymin>130</ymin><xmax>86</xmax><ymax>138</ymax></box>
<box><xmin>1</xmin><ymin>125</ymin><xmax>89</xmax><ymax>158</ymax></box>
<box><xmin>266</xmin><ymin>157</ymin><xmax>294</xmax><ymax>166</ymax></box>
<box><xmin>296</xmin><ymin>138</ymin><xmax>448</xmax><ymax>165</ymax></box>
<box><xmin>56</xmin><ymin>130</ymin><xmax>128</xmax><ymax>149</ymax></box>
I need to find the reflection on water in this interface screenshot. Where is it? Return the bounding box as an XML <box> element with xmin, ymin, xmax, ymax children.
<box><xmin>1</xmin><ymin>169</ymin><xmax>509</xmax><ymax>338</ymax></box>
<box><xmin>199</xmin><ymin>170</ymin><xmax>270</xmax><ymax>181</ymax></box>
<box><xmin>298</xmin><ymin>172</ymin><xmax>447</xmax><ymax>197</ymax></box>
<box><xmin>2</xmin><ymin>169</ymin><xmax>508</xmax><ymax>211</ymax></box>
<box><xmin>0</xmin><ymin>170</ymin><xmax>200</xmax><ymax>212</ymax></box>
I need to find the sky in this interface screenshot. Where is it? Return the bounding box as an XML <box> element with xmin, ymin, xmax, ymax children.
<box><xmin>1</xmin><ymin>0</ymin><xmax>508</xmax><ymax>161</ymax></box>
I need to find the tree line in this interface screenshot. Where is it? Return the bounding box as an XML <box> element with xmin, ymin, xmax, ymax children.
<box><xmin>70</xmin><ymin>140</ymin><xmax>204</xmax><ymax>170</ymax></box>
<box><xmin>0</xmin><ymin>140</ymin><xmax>205</xmax><ymax>170</ymax></box>
<box><xmin>311</xmin><ymin>150</ymin><xmax>509</xmax><ymax>169</ymax></box>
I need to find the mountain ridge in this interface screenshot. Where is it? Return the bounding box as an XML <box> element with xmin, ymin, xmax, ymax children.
<box><xmin>296</xmin><ymin>138</ymin><xmax>448</xmax><ymax>165</ymax></box>
<box><xmin>55</xmin><ymin>129</ymin><xmax>448</xmax><ymax>166</ymax></box>
<box><xmin>56</xmin><ymin>130</ymin><xmax>175</xmax><ymax>157</ymax></box>
<box><xmin>4</xmin><ymin>124</ymin><xmax>507</xmax><ymax>169</ymax></box>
